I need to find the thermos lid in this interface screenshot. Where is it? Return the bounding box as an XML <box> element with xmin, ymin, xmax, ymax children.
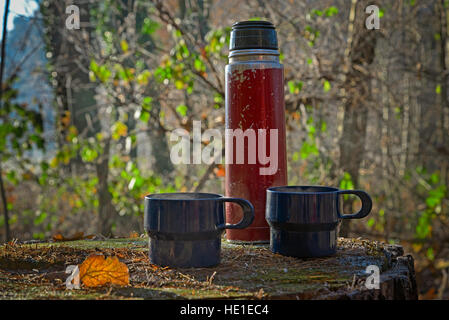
<box><xmin>229</xmin><ymin>21</ymin><xmax>278</xmax><ymax>51</ymax></box>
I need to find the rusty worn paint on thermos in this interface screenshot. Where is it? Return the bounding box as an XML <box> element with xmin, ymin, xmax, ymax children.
<box><xmin>225</xmin><ymin>21</ymin><xmax>287</xmax><ymax>242</ymax></box>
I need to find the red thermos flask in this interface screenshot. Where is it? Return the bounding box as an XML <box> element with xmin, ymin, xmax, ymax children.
<box><xmin>225</xmin><ymin>21</ymin><xmax>287</xmax><ymax>242</ymax></box>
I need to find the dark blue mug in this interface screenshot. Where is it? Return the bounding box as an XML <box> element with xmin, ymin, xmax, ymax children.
<box><xmin>266</xmin><ymin>186</ymin><xmax>372</xmax><ymax>258</ymax></box>
<box><xmin>144</xmin><ymin>192</ymin><xmax>254</xmax><ymax>267</ymax></box>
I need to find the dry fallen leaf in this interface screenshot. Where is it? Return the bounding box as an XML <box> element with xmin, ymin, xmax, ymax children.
<box><xmin>7</xmin><ymin>239</ymin><xmax>18</xmax><ymax>246</ymax></box>
<box><xmin>435</xmin><ymin>259</ymin><xmax>449</xmax><ymax>269</ymax></box>
<box><xmin>79</xmin><ymin>254</ymin><xmax>129</xmax><ymax>287</ymax></box>
<box><xmin>129</xmin><ymin>231</ymin><xmax>139</xmax><ymax>239</ymax></box>
<box><xmin>420</xmin><ymin>287</ymin><xmax>437</xmax><ymax>300</ymax></box>
<box><xmin>52</xmin><ymin>232</ymin><xmax>95</xmax><ymax>242</ymax></box>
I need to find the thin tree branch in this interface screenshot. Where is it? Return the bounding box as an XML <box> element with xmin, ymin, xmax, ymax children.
<box><xmin>0</xmin><ymin>0</ymin><xmax>11</xmax><ymax>242</ymax></box>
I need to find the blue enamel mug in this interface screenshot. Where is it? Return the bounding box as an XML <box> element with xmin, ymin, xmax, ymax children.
<box><xmin>266</xmin><ymin>186</ymin><xmax>372</xmax><ymax>258</ymax></box>
<box><xmin>144</xmin><ymin>192</ymin><xmax>254</xmax><ymax>268</ymax></box>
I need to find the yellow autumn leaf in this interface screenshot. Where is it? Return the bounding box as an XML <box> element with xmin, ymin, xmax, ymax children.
<box><xmin>435</xmin><ymin>259</ymin><xmax>449</xmax><ymax>269</ymax></box>
<box><xmin>50</xmin><ymin>157</ymin><xmax>59</xmax><ymax>168</ymax></box>
<box><xmin>79</xmin><ymin>254</ymin><xmax>129</xmax><ymax>287</ymax></box>
<box><xmin>22</xmin><ymin>173</ymin><xmax>32</xmax><ymax>180</ymax></box>
<box><xmin>137</xmin><ymin>70</ymin><xmax>151</xmax><ymax>85</ymax></box>
<box><xmin>112</xmin><ymin>121</ymin><xmax>128</xmax><ymax>140</ymax></box>
<box><xmin>120</xmin><ymin>39</ymin><xmax>129</xmax><ymax>53</ymax></box>
<box><xmin>61</xmin><ymin>111</ymin><xmax>71</xmax><ymax>128</ymax></box>
<box><xmin>412</xmin><ymin>243</ymin><xmax>423</xmax><ymax>253</ymax></box>
<box><xmin>68</xmin><ymin>125</ymin><xmax>78</xmax><ymax>135</ymax></box>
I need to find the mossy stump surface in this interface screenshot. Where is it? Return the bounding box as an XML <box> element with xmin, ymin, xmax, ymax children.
<box><xmin>0</xmin><ymin>237</ymin><xmax>417</xmax><ymax>300</ymax></box>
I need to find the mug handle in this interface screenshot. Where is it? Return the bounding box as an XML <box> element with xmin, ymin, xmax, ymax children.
<box><xmin>337</xmin><ymin>190</ymin><xmax>372</xmax><ymax>219</ymax></box>
<box><xmin>218</xmin><ymin>198</ymin><xmax>255</xmax><ymax>229</ymax></box>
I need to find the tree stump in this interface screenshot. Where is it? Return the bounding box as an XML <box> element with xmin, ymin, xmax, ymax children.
<box><xmin>0</xmin><ymin>237</ymin><xmax>417</xmax><ymax>299</ymax></box>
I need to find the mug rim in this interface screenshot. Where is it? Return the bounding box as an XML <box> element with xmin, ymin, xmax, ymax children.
<box><xmin>267</xmin><ymin>185</ymin><xmax>339</xmax><ymax>194</ymax></box>
<box><xmin>145</xmin><ymin>192</ymin><xmax>223</xmax><ymax>201</ymax></box>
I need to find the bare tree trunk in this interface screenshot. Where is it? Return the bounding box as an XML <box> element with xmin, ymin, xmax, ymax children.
<box><xmin>438</xmin><ymin>0</ymin><xmax>449</xmax><ymax>204</ymax></box>
<box><xmin>95</xmin><ymin>138</ymin><xmax>116</xmax><ymax>236</ymax></box>
<box><xmin>149</xmin><ymin>125</ymin><xmax>174</xmax><ymax>176</ymax></box>
<box><xmin>147</xmin><ymin>99</ymin><xmax>174</xmax><ymax>177</ymax></box>
<box><xmin>339</xmin><ymin>0</ymin><xmax>378</xmax><ymax>236</ymax></box>
<box><xmin>439</xmin><ymin>0</ymin><xmax>449</xmax><ymax>144</ymax></box>
<box><xmin>339</xmin><ymin>103</ymin><xmax>369</xmax><ymax>237</ymax></box>
<box><xmin>399</xmin><ymin>77</ymin><xmax>410</xmax><ymax>177</ymax></box>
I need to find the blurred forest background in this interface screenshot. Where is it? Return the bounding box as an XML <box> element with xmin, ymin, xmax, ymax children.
<box><xmin>0</xmin><ymin>0</ymin><xmax>448</xmax><ymax>298</ymax></box>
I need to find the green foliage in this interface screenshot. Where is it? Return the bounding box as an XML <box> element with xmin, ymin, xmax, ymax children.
<box><xmin>310</xmin><ymin>6</ymin><xmax>339</xmax><ymax>18</ymax></box>
<box><xmin>311</xmin><ymin>9</ymin><xmax>323</xmax><ymax>17</ymax></box>
<box><xmin>47</xmin><ymin>0</ymin><xmax>191</xmax><ymax>232</ymax></box>
<box><xmin>366</xmin><ymin>217</ymin><xmax>375</xmax><ymax>228</ymax></box>
<box><xmin>339</xmin><ymin>172</ymin><xmax>354</xmax><ymax>190</ymax></box>
<box><xmin>426</xmin><ymin>247</ymin><xmax>435</xmax><ymax>261</ymax></box>
<box><xmin>426</xmin><ymin>185</ymin><xmax>446</xmax><ymax>208</ymax></box>
<box><xmin>289</xmin><ymin>112</ymin><xmax>334</xmax><ymax>186</ymax></box>
<box><xmin>141</xmin><ymin>18</ymin><xmax>159</xmax><ymax>35</ymax></box>
<box><xmin>176</xmin><ymin>104</ymin><xmax>188</xmax><ymax>117</ymax></box>
<box><xmin>366</xmin><ymin>208</ymin><xmax>386</xmax><ymax>233</ymax></box>
<box><xmin>214</xmin><ymin>93</ymin><xmax>224</xmax><ymax>109</ymax></box>
<box><xmin>300</xmin><ymin>141</ymin><xmax>318</xmax><ymax>159</ymax></box>
<box><xmin>320</xmin><ymin>121</ymin><xmax>327</xmax><ymax>132</ymax></box>
<box><xmin>324</xmin><ymin>6</ymin><xmax>339</xmax><ymax>17</ymax></box>
<box><xmin>299</xmin><ymin>116</ymin><xmax>319</xmax><ymax>160</ymax></box>
<box><xmin>304</xmin><ymin>25</ymin><xmax>320</xmax><ymax>47</ymax></box>
<box><xmin>0</xmin><ymin>76</ymin><xmax>47</xmax><ymax>227</ymax></box>
<box><xmin>194</xmin><ymin>58</ymin><xmax>206</xmax><ymax>72</ymax></box>
<box><xmin>292</xmin><ymin>151</ymin><xmax>300</xmax><ymax>162</ymax></box>
<box><xmin>153</xmin><ymin>26</ymin><xmax>230</xmax><ymax>98</ymax></box>
<box><xmin>205</xmin><ymin>27</ymin><xmax>231</xmax><ymax>58</ymax></box>
<box><xmin>90</xmin><ymin>60</ymin><xmax>111</xmax><ymax>83</ymax></box>
<box><xmin>288</xmin><ymin>80</ymin><xmax>303</xmax><ymax>94</ymax></box>
<box><xmin>142</xmin><ymin>97</ymin><xmax>152</xmax><ymax>111</ymax></box>
<box><xmin>33</xmin><ymin>212</ymin><xmax>48</xmax><ymax>226</ymax></box>
<box><xmin>80</xmin><ymin>146</ymin><xmax>99</xmax><ymax>162</ymax></box>
<box><xmin>339</xmin><ymin>172</ymin><xmax>354</xmax><ymax>201</ymax></box>
<box><xmin>416</xmin><ymin>211</ymin><xmax>432</xmax><ymax>239</ymax></box>
<box><xmin>0</xmin><ymin>77</ymin><xmax>45</xmax><ymax>159</ymax></box>
<box><xmin>109</xmin><ymin>157</ymin><xmax>176</xmax><ymax>217</ymax></box>
<box><xmin>413</xmin><ymin>170</ymin><xmax>447</xmax><ymax>242</ymax></box>
<box><xmin>305</xmin><ymin>6</ymin><xmax>339</xmax><ymax>47</ymax></box>
<box><xmin>323</xmin><ymin>80</ymin><xmax>331</xmax><ymax>92</ymax></box>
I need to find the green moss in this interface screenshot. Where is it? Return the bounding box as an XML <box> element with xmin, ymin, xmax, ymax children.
<box><xmin>34</xmin><ymin>238</ymin><xmax>147</xmax><ymax>250</ymax></box>
<box><xmin>0</xmin><ymin>278</ymin><xmax>106</xmax><ymax>300</ymax></box>
<box><xmin>244</xmin><ymin>267</ymin><xmax>351</xmax><ymax>295</ymax></box>
<box><xmin>156</xmin><ymin>287</ymin><xmax>255</xmax><ymax>299</ymax></box>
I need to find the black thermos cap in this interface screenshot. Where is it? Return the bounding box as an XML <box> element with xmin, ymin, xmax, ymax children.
<box><xmin>229</xmin><ymin>21</ymin><xmax>278</xmax><ymax>51</ymax></box>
